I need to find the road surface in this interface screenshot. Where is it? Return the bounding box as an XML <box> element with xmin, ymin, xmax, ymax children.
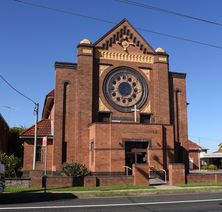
<box><xmin>0</xmin><ymin>191</ymin><xmax>222</xmax><ymax>211</ymax></box>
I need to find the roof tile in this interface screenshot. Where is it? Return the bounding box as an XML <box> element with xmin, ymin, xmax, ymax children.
<box><xmin>20</xmin><ymin>119</ymin><xmax>52</xmax><ymax>137</ymax></box>
<box><xmin>188</xmin><ymin>140</ymin><xmax>207</xmax><ymax>150</ymax></box>
<box><xmin>47</xmin><ymin>89</ymin><xmax>54</xmax><ymax>97</ymax></box>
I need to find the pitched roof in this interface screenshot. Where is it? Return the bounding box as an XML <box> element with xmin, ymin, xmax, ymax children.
<box><xmin>47</xmin><ymin>89</ymin><xmax>54</xmax><ymax>97</ymax></box>
<box><xmin>20</xmin><ymin>119</ymin><xmax>52</xmax><ymax>138</ymax></box>
<box><xmin>188</xmin><ymin>140</ymin><xmax>208</xmax><ymax>151</ymax></box>
<box><xmin>94</xmin><ymin>18</ymin><xmax>155</xmax><ymax>53</ymax></box>
<box><xmin>42</xmin><ymin>89</ymin><xmax>55</xmax><ymax>119</ymax></box>
<box><xmin>213</xmin><ymin>146</ymin><xmax>222</xmax><ymax>153</ymax></box>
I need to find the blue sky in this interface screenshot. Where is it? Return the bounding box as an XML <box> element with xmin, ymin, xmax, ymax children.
<box><xmin>0</xmin><ymin>0</ymin><xmax>222</xmax><ymax>152</ymax></box>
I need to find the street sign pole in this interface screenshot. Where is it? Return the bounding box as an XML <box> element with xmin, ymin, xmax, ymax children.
<box><xmin>42</xmin><ymin>136</ymin><xmax>47</xmax><ymax>193</ymax></box>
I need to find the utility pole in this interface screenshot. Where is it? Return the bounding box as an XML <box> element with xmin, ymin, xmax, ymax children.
<box><xmin>0</xmin><ymin>74</ymin><xmax>39</xmax><ymax>170</ymax></box>
<box><xmin>32</xmin><ymin>103</ymin><xmax>39</xmax><ymax>170</ymax></box>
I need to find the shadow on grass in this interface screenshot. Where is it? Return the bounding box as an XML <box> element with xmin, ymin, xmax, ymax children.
<box><xmin>0</xmin><ymin>192</ymin><xmax>77</xmax><ymax>205</ymax></box>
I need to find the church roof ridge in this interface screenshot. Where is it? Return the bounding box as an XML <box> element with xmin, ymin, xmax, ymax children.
<box><xmin>94</xmin><ymin>18</ymin><xmax>129</xmax><ymax>45</ymax></box>
<box><xmin>94</xmin><ymin>18</ymin><xmax>155</xmax><ymax>53</ymax></box>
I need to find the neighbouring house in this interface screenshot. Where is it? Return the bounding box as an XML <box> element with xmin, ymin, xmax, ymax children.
<box><xmin>200</xmin><ymin>144</ymin><xmax>222</xmax><ymax>169</ymax></box>
<box><xmin>188</xmin><ymin>140</ymin><xmax>208</xmax><ymax>170</ymax></box>
<box><xmin>0</xmin><ymin>114</ymin><xmax>9</xmax><ymax>154</ymax></box>
<box><xmin>20</xmin><ymin>19</ymin><xmax>189</xmax><ymax>186</ymax></box>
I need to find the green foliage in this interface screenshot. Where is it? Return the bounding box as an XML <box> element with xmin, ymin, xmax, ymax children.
<box><xmin>201</xmin><ymin>165</ymin><xmax>208</xmax><ymax>170</ymax></box>
<box><xmin>208</xmin><ymin>164</ymin><xmax>217</xmax><ymax>170</ymax></box>
<box><xmin>0</xmin><ymin>153</ymin><xmax>22</xmax><ymax>177</ymax></box>
<box><xmin>8</xmin><ymin>127</ymin><xmax>25</xmax><ymax>158</ymax></box>
<box><xmin>62</xmin><ymin>162</ymin><xmax>90</xmax><ymax>177</ymax></box>
<box><xmin>201</xmin><ymin>164</ymin><xmax>217</xmax><ymax>170</ymax></box>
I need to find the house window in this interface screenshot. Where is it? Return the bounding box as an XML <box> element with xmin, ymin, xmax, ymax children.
<box><xmin>36</xmin><ymin>146</ymin><xmax>43</xmax><ymax>162</ymax></box>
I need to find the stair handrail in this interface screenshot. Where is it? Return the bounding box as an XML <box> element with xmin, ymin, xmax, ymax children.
<box><xmin>123</xmin><ymin>166</ymin><xmax>132</xmax><ymax>176</ymax></box>
<box><xmin>149</xmin><ymin>166</ymin><xmax>167</xmax><ymax>183</ymax></box>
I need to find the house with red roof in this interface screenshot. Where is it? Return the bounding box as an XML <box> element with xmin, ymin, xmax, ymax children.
<box><xmin>188</xmin><ymin>140</ymin><xmax>208</xmax><ymax>170</ymax></box>
<box><xmin>20</xmin><ymin>90</ymin><xmax>54</xmax><ymax>171</ymax></box>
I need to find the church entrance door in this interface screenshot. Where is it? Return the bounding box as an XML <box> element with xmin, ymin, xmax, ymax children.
<box><xmin>125</xmin><ymin>141</ymin><xmax>149</xmax><ymax>175</ymax></box>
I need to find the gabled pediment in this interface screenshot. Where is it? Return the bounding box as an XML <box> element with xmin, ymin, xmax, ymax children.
<box><xmin>94</xmin><ymin>19</ymin><xmax>155</xmax><ymax>54</ymax></box>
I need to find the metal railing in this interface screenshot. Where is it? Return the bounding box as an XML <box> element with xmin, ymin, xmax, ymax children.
<box><xmin>123</xmin><ymin>166</ymin><xmax>132</xmax><ymax>176</ymax></box>
<box><xmin>149</xmin><ymin>166</ymin><xmax>167</xmax><ymax>183</ymax></box>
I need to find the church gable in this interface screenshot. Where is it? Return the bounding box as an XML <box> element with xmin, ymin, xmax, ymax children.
<box><xmin>94</xmin><ymin>19</ymin><xmax>155</xmax><ymax>54</ymax></box>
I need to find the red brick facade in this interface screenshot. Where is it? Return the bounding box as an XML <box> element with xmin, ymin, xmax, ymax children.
<box><xmin>21</xmin><ymin>19</ymin><xmax>189</xmax><ymax>185</ymax></box>
<box><xmin>169</xmin><ymin>163</ymin><xmax>185</xmax><ymax>185</ymax></box>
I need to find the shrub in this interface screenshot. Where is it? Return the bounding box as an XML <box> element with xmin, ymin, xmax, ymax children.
<box><xmin>0</xmin><ymin>153</ymin><xmax>22</xmax><ymax>177</ymax></box>
<box><xmin>201</xmin><ymin>165</ymin><xmax>208</xmax><ymax>170</ymax></box>
<box><xmin>207</xmin><ymin>164</ymin><xmax>217</xmax><ymax>170</ymax></box>
<box><xmin>62</xmin><ymin>162</ymin><xmax>90</xmax><ymax>177</ymax></box>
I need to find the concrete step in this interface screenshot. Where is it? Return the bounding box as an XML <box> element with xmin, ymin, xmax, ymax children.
<box><xmin>149</xmin><ymin>177</ymin><xmax>166</xmax><ymax>185</ymax></box>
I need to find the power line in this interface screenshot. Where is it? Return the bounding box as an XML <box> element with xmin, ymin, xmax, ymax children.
<box><xmin>0</xmin><ymin>74</ymin><xmax>37</xmax><ymax>105</ymax></box>
<box><xmin>0</xmin><ymin>73</ymin><xmax>39</xmax><ymax>170</ymax></box>
<box><xmin>13</xmin><ymin>0</ymin><xmax>116</xmax><ymax>25</ymax></box>
<box><xmin>12</xmin><ymin>0</ymin><xmax>222</xmax><ymax>50</ymax></box>
<box><xmin>115</xmin><ymin>0</ymin><xmax>222</xmax><ymax>27</ymax></box>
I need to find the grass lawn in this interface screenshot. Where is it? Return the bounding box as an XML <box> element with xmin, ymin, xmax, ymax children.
<box><xmin>5</xmin><ymin>184</ymin><xmax>154</xmax><ymax>193</ymax></box>
<box><xmin>178</xmin><ymin>182</ymin><xmax>222</xmax><ymax>187</ymax></box>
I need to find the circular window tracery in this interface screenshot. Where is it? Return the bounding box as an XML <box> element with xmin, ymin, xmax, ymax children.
<box><xmin>103</xmin><ymin>67</ymin><xmax>148</xmax><ymax>112</ymax></box>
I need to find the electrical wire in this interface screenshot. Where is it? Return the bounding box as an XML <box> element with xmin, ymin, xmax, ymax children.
<box><xmin>115</xmin><ymin>0</ymin><xmax>222</xmax><ymax>27</ymax></box>
<box><xmin>12</xmin><ymin>0</ymin><xmax>222</xmax><ymax>50</ymax></box>
<box><xmin>13</xmin><ymin>0</ymin><xmax>116</xmax><ymax>25</ymax></box>
<box><xmin>0</xmin><ymin>74</ymin><xmax>37</xmax><ymax>105</ymax></box>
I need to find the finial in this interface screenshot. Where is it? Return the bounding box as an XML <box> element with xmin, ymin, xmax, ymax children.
<box><xmin>155</xmin><ymin>47</ymin><xmax>165</xmax><ymax>53</ymax></box>
<box><xmin>80</xmin><ymin>39</ymin><xmax>91</xmax><ymax>44</ymax></box>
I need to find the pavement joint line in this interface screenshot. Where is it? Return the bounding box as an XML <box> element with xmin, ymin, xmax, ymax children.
<box><xmin>1</xmin><ymin>198</ymin><xmax>222</xmax><ymax>210</ymax></box>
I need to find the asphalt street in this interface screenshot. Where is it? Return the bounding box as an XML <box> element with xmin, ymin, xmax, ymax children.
<box><xmin>0</xmin><ymin>191</ymin><xmax>222</xmax><ymax>211</ymax></box>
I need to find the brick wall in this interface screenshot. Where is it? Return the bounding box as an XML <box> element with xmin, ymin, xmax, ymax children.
<box><xmin>29</xmin><ymin>173</ymin><xmax>133</xmax><ymax>187</ymax></box>
<box><xmin>89</xmin><ymin>123</ymin><xmax>174</xmax><ymax>173</ymax></box>
<box><xmin>187</xmin><ymin>173</ymin><xmax>222</xmax><ymax>184</ymax></box>
<box><xmin>23</xmin><ymin>140</ymin><xmax>53</xmax><ymax>171</ymax></box>
<box><xmin>189</xmin><ymin>151</ymin><xmax>200</xmax><ymax>170</ymax></box>
<box><xmin>169</xmin><ymin>74</ymin><xmax>189</xmax><ymax>171</ymax></box>
<box><xmin>133</xmin><ymin>164</ymin><xmax>149</xmax><ymax>185</ymax></box>
<box><xmin>53</xmin><ymin>66</ymin><xmax>78</xmax><ymax>171</ymax></box>
<box><xmin>169</xmin><ymin>163</ymin><xmax>185</xmax><ymax>185</ymax></box>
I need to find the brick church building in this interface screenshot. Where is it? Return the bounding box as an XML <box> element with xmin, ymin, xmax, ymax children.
<box><xmin>21</xmin><ymin>19</ymin><xmax>189</xmax><ymax>184</ymax></box>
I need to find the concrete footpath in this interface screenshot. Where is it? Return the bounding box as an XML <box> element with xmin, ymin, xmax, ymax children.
<box><xmin>60</xmin><ymin>184</ymin><xmax>222</xmax><ymax>198</ymax></box>
<box><xmin>1</xmin><ymin>185</ymin><xmax>222</xmax><ymax>203</ymax></box>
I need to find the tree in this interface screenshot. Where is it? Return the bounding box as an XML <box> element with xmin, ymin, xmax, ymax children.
<box><xmin>8</xmin><ymin>127</ymin><xmax>25</xmax><ymax>159</ymax></box>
